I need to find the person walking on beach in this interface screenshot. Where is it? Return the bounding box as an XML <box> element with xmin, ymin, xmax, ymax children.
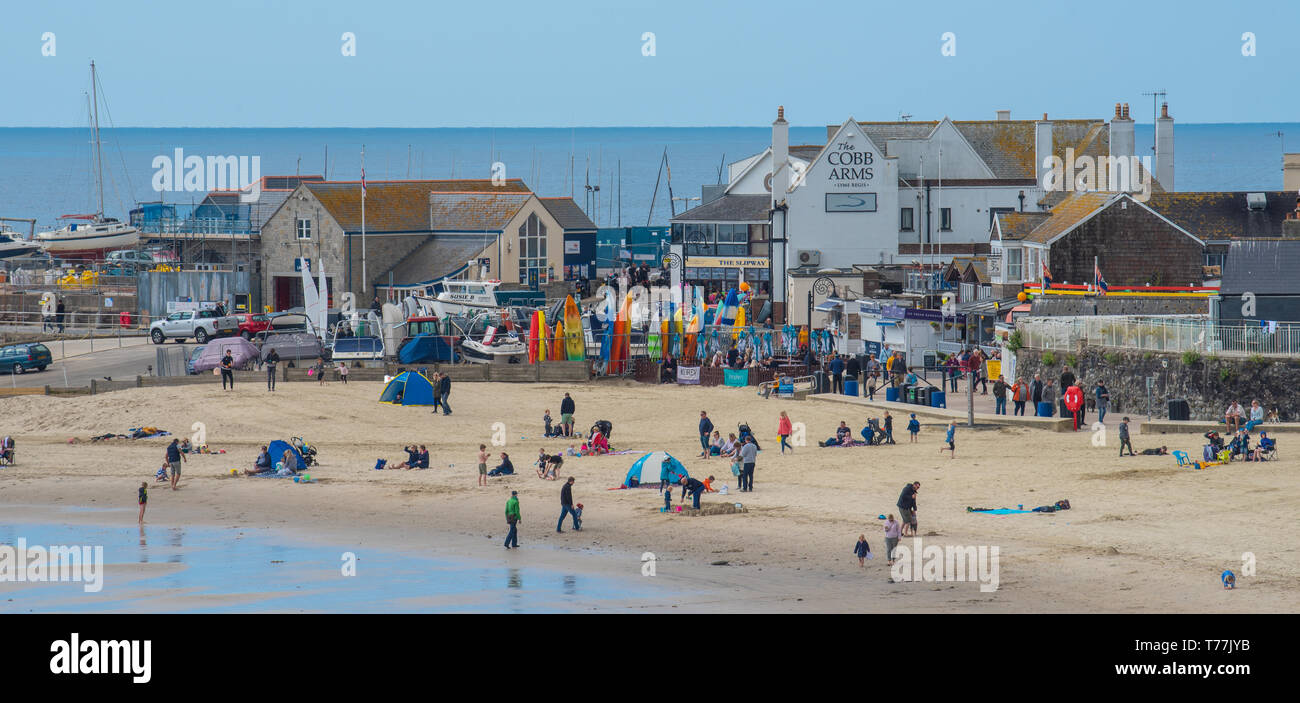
<box><xmin>264</xmin><ymin>348</ymin><xmax>280</xmax><ymax>391</ymax></box>
<box><xmin>854</xmin><ymin>534</ymin><xmax>871</xmax><ymax>568</ymax></box>
<box><xmin>1118</xmin><ymin>417</ymin><xmax>1135</xmax><ymax>457</ymax></box>
<box><xmin>883</xmin><ymin>514</ymin><xmax>902</xmax><ymax>566</ymax></box>
<box><xmin>557</xmin><ymin>476</ymin><xmax>581</xmax><ymax>532</ymax></box>
<box><xmin>477</xmin><ymin>444</ymin><xmax>489</xmax><ymax>487</ymax></box>
<box><xmin>138</xmin><ymin>481</ymin><xmax>148</xmax><ymax>523</ymax></box>
<box><xmin>778</xmin><ymin>410</ymin><xmax>793</xmax><ymax>454</ymax></box>
<box><xmin>897</xmin><ymin>482</ymin><xmax>920</xmax><ymax>537</ymax></box>
<box><xmin>220</xmin><ymin>350</ymin><xmax>235</xmax><ymax>390</ymax></box>
<box><xmin>906</xmin><ymin>413</ymin><xmax>920</xmax><ymax>443</ymax></box>
<box><xmin>738</xmin><ymin>435</ymin><xmax>758</xmax><ymax>492</ymax></box>
<box><xmin>438</xmin><ymin>371</ymin><xmax>452</xmax><ymax>415</ymax></box>
<box><xmin>504</xmin><ymin>491</ymin><xmax>521</xmax><ymax>549</ymax></box>
<box><xmin>560</xmin><ymin>392</ymin><xmax>575</xmax><ymax>436</ymax></box>
<box><xmin>698</xmin><ymin>410</ymin><xmax>714</xmax><ymax>457</ymax></box>
<box><xmin>166</xmin><ymin>438</ymin><xmax>186</xmax><ymax>491</ymax></box>
<box><xmin>939</xmin><ymin>421</ymin><xmax>956</xmax><ymax>459</ymax></box>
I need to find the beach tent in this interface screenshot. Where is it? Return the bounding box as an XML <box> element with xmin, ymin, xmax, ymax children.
<box><xmin>378</xmin><ymin>371</ymin><xmax>437</xmax><ymax>406</ymax></box>
<box><xmin>624</xmin><ymin>451</ymin><xmax>689</xmax><ymax>486</ymax></box>
<box><xmin>193</xmin><ymin>336</ymin><xmax>260</xmax><ymax>372</ymax></box>
<box><xmin>399</xmin><ymin>335</ymin><xmax>458</xmax><ymax>364</ymax></box>
<box><xmin>266</xmin><ymin>439</ymin><xmax>306</xmax><ymax>471</ymax></box>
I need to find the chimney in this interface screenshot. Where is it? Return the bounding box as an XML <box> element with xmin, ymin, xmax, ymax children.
<box><xmin>1109</xmin><ymin>100</ymin><xmax>1135</xmax><ymax>160</ymax></box>
<box><xmin>1283</xmin><ymin>153</ymin><xmax>1300</xmax><ymax>191</ymax></box>
<box><xmin>771</xmin><ymin>106</ymin><xmax>790</xmax><ymax>205</ymax></box>
<box><xmin>1155</xmin><ymin>102</ymin><xmax>1175</xmax><ymax>190</ymax></box>
<box><xmin>1035</xmin><ymin>113</ymin><xmax>1053</xmax><ymax>189</ymax></box>
<box><xmin>996</xmin><ymin>110</ymin><xmax>1011</xmax><ymax>121</ymax></box>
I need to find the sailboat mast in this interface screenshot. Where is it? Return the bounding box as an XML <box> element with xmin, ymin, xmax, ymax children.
<box><xmin>90</xmin><ymin>60</ymin><xmax>105</xmax><ymax>217</ymax></box>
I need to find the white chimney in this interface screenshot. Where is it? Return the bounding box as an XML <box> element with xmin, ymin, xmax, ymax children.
<box><xmin>771</xmin><ymin>106</ymin><xmax>790</xmax><ymax>206</ymax></box>
<box><xmin>1155</xmin><ymin>102</ymin><xmax>1174</xmax><ymax>190</ymax></box>
<box><xmin>1035</xmin><ymin>112</ymin><xmax>1052</xmax><ymax>189</ymax></box>
<box><xmin>1109</xmin><ymin>102</ymin><xmax>1135</xmax><ymax>160</ymax></box>
<box><xmin>996</xmin><ymin>110</ymin><xmax>1011</xmax><ymax>121</ymax></box>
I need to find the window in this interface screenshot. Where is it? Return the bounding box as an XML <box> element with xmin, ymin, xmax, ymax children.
<box><xmin>1205</xmin><ymin>252</ymin><xmax>1226</xmax><ymax>268</ymax></box>
<box><xmin>940</xmin><ymin>208</ymin><xmax>952</xmax><ymax>231</ymax></box>
<box><xmin>296</xmin><ymin>218</ymin><xmax>312</xmax><ymax>240</ymax></box>
<box><xmin>670</xmin><ymin>223</ymin><xmax>684</xmax><ymax>243</ymax></box>
<box><xmin>1025</xmin><ymin>248</ymin><xmax>1039</xmax><ymax>282</ymax></box>
<box><xmin>900</xmin><ymin>207</ymin><xmax>914</xmax><ymax>232</ymax></box>
<box><xmin>1006</xmin><ymin>248</ymin><xmax>1023</xmax><ymax>282</ymax></box>
<box><xmin>517</xmin><ymin>213</ymin><xmax>548</xmax><ymax>284</ymax></box>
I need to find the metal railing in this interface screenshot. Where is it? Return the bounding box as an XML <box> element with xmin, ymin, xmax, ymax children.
<box><xmin>1017</xmin><ymin>316</ymin><xmax>1300</xmax><ymax>357</ymax></box>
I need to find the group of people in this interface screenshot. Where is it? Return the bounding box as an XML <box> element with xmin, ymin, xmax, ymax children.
<box><xmin>501</xmin><ymin>475</ymin><xmax>586</xmax><ymax>549</ymax></box>
<box><xmin>1223</xmin><ymin>399</ymin><xmax>1270</xmax><ymax>433</ymax></box>
<box><xmin>697</xmin><ymin>411</ymin><xmax>759</xmax><ymax>492</ymax></box>
<box><xmin>244</xmin><ymin>444</ymin><xmax>302</xmax><ymax>476</ymax></box>
<box><xmin>543</xmin><ymin>393</ymin><xmax>577</xmax><ymax>437</ymax></box>
<box><xmin>1204</xmin><ymin>426</ymin><xmax>1276</xmax><ymax>462</ymax></box>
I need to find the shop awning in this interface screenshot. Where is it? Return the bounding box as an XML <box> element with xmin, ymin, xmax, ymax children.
<box><xmin>814</xmin><ymin>297</ymin><xmax>844</xmax><ymax>313</ymax></box>
<box><xmin>956</xmin><ymin>297</ymin><xmax>1019</xmax><ymax>315</ymax></box>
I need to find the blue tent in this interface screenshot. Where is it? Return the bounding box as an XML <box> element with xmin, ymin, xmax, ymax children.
<box><xmin>266</xmin><ymin>439</ymin><xmax>306</xmax><ymax>471</ymax></box>
<box><xmin>399</xmin><ymin>335</ymin><xmax>458</xmax><ymax>364</ymax></box>
<box><xmin>379</xmin><ymin>371</ymin><xmax>437</xmax><ymax>406</ymax></box>
<box><xmin>624</xmin><ymin>451</ymin><xmax>689</xmax><ymax>487</ymax></box>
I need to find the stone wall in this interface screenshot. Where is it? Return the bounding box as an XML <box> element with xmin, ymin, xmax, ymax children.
<box><xmin>1015</xmin><ymin>346</ymin><xmax>1300</xmax><ymax>421</ymax></box>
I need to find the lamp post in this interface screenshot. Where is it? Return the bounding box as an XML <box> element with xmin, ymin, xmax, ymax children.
<box><xmin>807</xmin><ymin>276</ymin><xmax>836</xmax><ymax>333</ymax></box>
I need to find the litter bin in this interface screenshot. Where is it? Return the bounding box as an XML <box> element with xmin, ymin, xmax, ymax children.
<box><xmin>1036</xmin><ymin>401</ymin><xmax>1055</xmax><ymax>417</ymax></box>
<box><xmin>843</xmin><ymin>379</ymin><xmax>859</xmax><ymax>396</ymax></box>
<box><xmin>930</xmin><ymin>390</ymin><xmax>946</xmax><ymax>409</ymax></box>
<box><xmin>1168</xmin><ymin>398</ymin><xmax>1190</xmax><ymax>421</ymax></box>
<box><xmin>813</xmin><ymin>371</ymin><xmax>829</xmax><ymax>394</ymax></box>
<box><xmin>885</xmin><ymin>387</ymin><xmax>899</xmax><ymax>402</ymax></box>
<box><xmin>917</xmin><ymin>387</ymin><xmax>933</xmax><ymax>406</ymax></box>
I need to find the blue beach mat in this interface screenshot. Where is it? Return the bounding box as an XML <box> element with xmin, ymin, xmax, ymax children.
<box><xmin>968</xmin><ymin>508</ymin><xmax>1034</xmax><ymax>515</ymax></box>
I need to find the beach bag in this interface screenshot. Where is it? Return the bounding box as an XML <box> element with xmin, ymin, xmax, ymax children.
<box><xmin>374</xmin><ymin>459</ymin><xmax>387</xmax><ymax>470</ymax></box>
<box><xmin>730</xmin><ymin>462</ymin><xmax>741</xmax><ymax>476</ymax></box>
<box><xmin>1202</xmin><ymin>445</ymin><xmax>1215</xmax><ymax>462</ymax></box>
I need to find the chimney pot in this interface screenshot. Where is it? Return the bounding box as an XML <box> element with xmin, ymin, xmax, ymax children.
<box><xmin>1122</xmin><ymin>103</ymin><xmax>1130</xmax><ymax>119</ymax></box>
<box><xmin>1160</xmin><ymin>102</ymin><xmax>1169</xmax><ymax>119</ymax></box>
<box><xmin>1043</xmin><ymin>113</ymin><xmax>1048</xmax><ymax>120</ymax></box>
<box><xmin>1115</xmin><ymin>103</ymin><xmax>1122</xmax><ymax>118</ymax></box>
<box><xmin>777</xmin><ymin>106</ymin><xmax>784</xmax><ymax>120</ymax></box>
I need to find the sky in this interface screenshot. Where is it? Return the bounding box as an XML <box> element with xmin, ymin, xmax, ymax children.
<box><xmin>0</xmin><ymin>0</ymin><xmax>1296</xmax><ymax>127</ymax></box>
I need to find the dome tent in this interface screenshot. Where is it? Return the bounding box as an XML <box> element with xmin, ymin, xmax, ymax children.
<box><xmin>378</xmin><ymin>371</ymin><xmax>437</xmax><ymax>406</ymax></box>
<box><xmin>624</xmin><ymin>451</ymin><xmax>689</xmax><ymax>487</ymax></box>
<box><xmin>266</xmin><ymin>439</ymin><xmax>306</xmax><ymax>472</ymax></box>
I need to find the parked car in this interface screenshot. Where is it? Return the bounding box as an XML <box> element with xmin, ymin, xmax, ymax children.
<box><xmin>237</xmin><ymin>313</ymin><xmax>273</xmax><ymax>340</ymax></box>
<box><xmin>106</xmin><ymin>249</ymin><xmax>154</xmax><ymax>266</ymax></box>
<box><xmin>0</xmin><ymin>342</ymin><xmax>52</xmax><ymax>374</ymax></box>
<box><xmin>186</xmin><ymin>345</ymin><xmax>207</xmax><ymax>375</ymax></box>
<box><xmin>150</xmin><ymin>308</ymin><xmax>241</xmax><ymax>344</ymax></box>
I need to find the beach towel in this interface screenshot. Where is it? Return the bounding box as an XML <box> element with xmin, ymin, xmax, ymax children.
<box><xmin>967</xmin><ymin>508</ymin><xmax>1034</xmax><ymax>515</ymax></box>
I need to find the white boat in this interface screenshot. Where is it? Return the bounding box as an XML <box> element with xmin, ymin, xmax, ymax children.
<box><xmin>0</xmin><ymin>227</ymin><xmax>40</xmax><ymax>259</ymax></box>
<box><xmin>37</xmin><ymin>216</ymin><xmax>138</xmax><ymax>258</ymax></box>
<box><xmin>415</xmin><ymin>280</ymin><xmax>504</xmax><ymax>318</ymax></box>
<box><xmin>37</xmin><ymin>60</ymin><xmax>139</xmax><ymax>261</ymax></box>
<box><xmin>456</xmin><ymin>313</ymin><xmax>527</xmax><ymax>364</ymax></box>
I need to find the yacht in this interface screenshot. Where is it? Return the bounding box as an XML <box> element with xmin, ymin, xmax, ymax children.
<box><xmin>0</xmin><ymin>226</ymin><xmax>40</xmax><ymax>259</ymax></box>
<box><xmin>414</xmin><ymin>280</ymin><xmax>505</xmax><ymax>318</ymax></box>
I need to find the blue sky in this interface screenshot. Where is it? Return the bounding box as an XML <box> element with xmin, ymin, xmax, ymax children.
<box><xmin>0</xmin><ymin>0</ymin><xmax>1295</xmax><ymax>127</ymax></box>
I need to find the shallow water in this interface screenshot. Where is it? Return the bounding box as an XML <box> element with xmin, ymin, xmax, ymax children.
<box><xmin>0</xmin><ymin>520</ymin><xmax>677</xmax><ymax>613</ymax></box>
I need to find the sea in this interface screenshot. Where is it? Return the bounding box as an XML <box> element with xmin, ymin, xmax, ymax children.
<box><xmin>0</xmin><ymin>124</ymin><xmax>1294</xmax><ymax>232</ymax></box>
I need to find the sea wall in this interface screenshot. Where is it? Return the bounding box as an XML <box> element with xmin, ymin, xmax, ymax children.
<box><xmin>1014</xmin><ymin>346</ymin><xmax>1300</xmax><ymax>421</ymax></box>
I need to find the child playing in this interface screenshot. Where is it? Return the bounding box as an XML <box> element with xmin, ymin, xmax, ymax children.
<box><xmin>565</xmin><ymin>444</ymin><xmax>578</xmax><ymax>457</ymax></box>
<box><xmin>573</xmin><ymin>503</ymin><xmax>584</xmax><ymax>530</ymax></box>
<box><xmin>907</xmin><ymin>413</ymin><xmax>921</xmax><ymax>443</ymax></box>
<box><xmin>314</xmin><ymin>357</ymin><xmax>327</xmax><ymax>385</ymax></box>
<box><xmin>883</xmin><ymin>411</ymin><xmax>895</xmax><ymax>445</ymax></box>
<box><xmin>138</xmin><ymin>481</ymin><xmax>148</xmax><ymax>523</ymax></box>
<box><xmin>730</xmin><ymin>455</ymin><xmax>742</xmax><ymax>480</ymax></box>
<box><xmin>544</xmin><ymin>409</ymin><xmax>554</xmax><ymax>437</ymax></box>
<box><xmin>337</xmin><ymin>362</ymin><xmax>349</xmax><ymax>384</ymax></box>
<box><xmin>477</xmin><ymin>444</ymin><xmax>489</xmax><ymax>487</ymax></box>
<box><xmin>940</xmin><ymin>421</ymin><xmax>956</xmax><ymax>459</ymax></box>
<box><xmin>853</xmin><ymin>534</ymin><xmax>871</xmax><ymax>567</ymax></box>
<box><xmin>658</xmin><ymin>457</ymin><xmax>672</xmax><ymax>493</ymax></box>
<box><xmin>154</xmin><ymin>463</ymin><xmax>170</xmax><ymax>483</ymax></box>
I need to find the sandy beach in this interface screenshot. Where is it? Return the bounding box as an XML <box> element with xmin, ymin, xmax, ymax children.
<box><xmin>1</xmin><ymin>378</ymin><xmax>1295</xmax><ymax>613</ymax></box>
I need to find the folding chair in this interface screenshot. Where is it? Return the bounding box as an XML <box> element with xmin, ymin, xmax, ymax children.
<box><xmin>1172</xmin><ymin>450</ymin><xmax>1190</xmax><ymax>466</ymax></box>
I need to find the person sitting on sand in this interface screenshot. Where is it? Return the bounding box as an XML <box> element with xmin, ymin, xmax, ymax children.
<box><xmin>1252</xmin><ymin>432</ymin><xmax>1275</xmax><ymax>461</ymax></box>
<box><xmin>708</xmin><ymin>430</ymin><xmax>723</xmax><ymax>457</ymax></box>
<box><xmin>391</xmin><ymin>445</ymin><xmax>421</xmax><ymax>470</ymax></box>
<box><xmin>565</xmin><ymin>444</ymin><xmax>578</xmax><ymax>457</ymax></box>
<box><xmin>487</xmin><ymin>452</ymin><xmax>515</xmax><ymax>477</ymax></box>
<box><xmin>1138</xmin><ymin>446</ymin><xmax>1170</xmax><ymax>456</ymax></box>
<box><xmin>416</xmin><ymin>445</ymin><xmax>429</xmax><ymax>469</ymax></box>
<box><xmin>588</xmin><ymin>430</ymin><xmax>609</xmax><ymax>455</ymax></box>
<box><xmin>244</xmin><ymin>445</ymin><xmax>273</xmax><ymax>475</ymax></box>
<box><xmin>719</xmin><ymin>433</ymin><xmax>738</xmax><ymax>458</ymax></box>
<box><xmin>821</xmin><ymin>421</ymin><xmax>852</xmax><ymax>447</ymax></box>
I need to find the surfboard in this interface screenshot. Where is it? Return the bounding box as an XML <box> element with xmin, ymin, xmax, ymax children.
<box><xmin>563</xmin><ymin>295</ymin><xmax>584</xmax><ymax>360</ymax></box>
<box><xmin>528</xmin><ymin>310</ymin><xmax>542</xmax><ymax>363</ymax></box>
<box><xmin>551</xmin><ymin>319</ymin><xmax>566</xmax><ymax>361</ymax></box>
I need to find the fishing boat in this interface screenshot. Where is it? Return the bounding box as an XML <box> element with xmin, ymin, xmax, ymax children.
<box><xmin>413</xmin><ymin>280</ymin><xmax>506</xmax><ymax>318</ymax></box>
<box><xmin>457</xmin><ymin>311</ymin><xmax>527</xmax><ymax>364</ymax></box>
<box><xmin>0</xmin><ymin>226</ymin><xmax>40</xmax><ymax>259</ymax></box>
<box><xmin>36</xmin><ymin>61</ymin><xmax>139</xmax><ymax>260</ymax></box>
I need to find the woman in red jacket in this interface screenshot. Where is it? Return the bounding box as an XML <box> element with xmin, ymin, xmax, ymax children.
<box><xmin>778</xmin><ymin>410</ymin><xmax>794</xmax><ymax>454</ymax></box>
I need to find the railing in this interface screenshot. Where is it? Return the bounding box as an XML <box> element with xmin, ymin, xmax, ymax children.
<box><xmin>1017</xmin><ymin>316</ymin><xmax>1300</xmax><ymax>357</ymax></box>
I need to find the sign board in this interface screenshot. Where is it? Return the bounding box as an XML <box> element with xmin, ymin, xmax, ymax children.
<box><xmin>824</xmin><ymin>138</ymin><xmax>876</xmax><ymax>189</ymax></box>
<box><xmin>904</xmin><ymin>308</ymin><xmax>944</xmax><ymax>322</ymax></box>
<box><xmin>864</xmin><ymin>340</ymin><xmax>882</xmax><ymax>358</ymax></box>
<box><xmin>294</xmin><ymin>257</ymin><xmax>311</xmax><ymax>272</ymax></box>
<box><xmin>777</xmin><ymin>377</ymin><xmax>794</xmax><ymax>397</ymax></box>
<box><xmin>676</xmin><ymin>366</ymin><xmax>701</xmax><ymax>385</ymax></box>
<box><xmin>166</xmin><ymin>301</ymin><xmax>199</xmax><ymax>314</ymax></box>
<box><xmin>685</xmin><ymin>256</ymin><xmax>769</xmax><ymax>268</ymax></box>
<box><xmin>564</xmin><ymin>240</ymin><xmax>581</xmax><ymax>254</ymax></box>
<box><xmin>103</xmin><ymin>297</ymin><xmax>114</xmax><ymax>307</ymax></box>
<box><xmin>723</xmin><ymin>369</ymin><xmax>749</xmax><ymax>387</ymax></box>
<box><xmin>825</xmin><ymin>193</ymin><xmax>877</xmax><ymax>212</ymax></box>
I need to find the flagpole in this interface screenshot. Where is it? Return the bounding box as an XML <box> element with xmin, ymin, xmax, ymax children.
<box><xmin>361</xmin><ymin>145</ymin><xmax>367</xmax><ymax>294</ymax></box>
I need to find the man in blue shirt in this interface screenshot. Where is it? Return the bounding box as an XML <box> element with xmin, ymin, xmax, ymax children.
<box><xmin>698</xmin><ymin>411</ymin><xmax>714</xmax><ymax>457</ymax></box>
<box><xmin>165</xmin><ymin>438</ymin><xmax>186</xmax><ymax>491</ymax></box>
<box><xmin>829</xmin><ymin>353</ymin><xmax>844</xmax><ymax>394</ymax></box>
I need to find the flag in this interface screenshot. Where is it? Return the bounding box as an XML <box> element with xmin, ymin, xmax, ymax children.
<box><xmin>361</xmin><ymin>166</ymin><xmax>366</xmax><ymax>197</ymax></box>
<box><xmin>1041</xmin><ymin>261</ymin><xmax>1053</xmax><ymax>289</ymax></box>
<box><xmin>1094</xmin><ymin>261</ymin><xmax>1108</xmax><ymax>295</ymax></box>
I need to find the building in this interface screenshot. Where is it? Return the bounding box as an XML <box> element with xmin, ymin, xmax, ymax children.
<box><xmin>1218</xmin><ymin>239</ymin><xmax>1300</xmax><ymax>323</ymax></box>
<box><xmin>259</xmin><ymin>178</ymin><xmax>581</xmax><ymax>309</ymax></box>
<box><xmin>538</xmin><ymin>197</ymin><xmax>598</xmax><ymax>281</ymax></box>
<box><xmin>672</xmin><ymin>102</ymin><xmax>1172</xmax><ymax>326</ymax></box>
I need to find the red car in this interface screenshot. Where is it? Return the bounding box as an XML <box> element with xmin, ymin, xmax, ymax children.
<box><xmin>237</xmin><ymin>313</ymin><xmax>272</xmax><ymax>340</ymax></box>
